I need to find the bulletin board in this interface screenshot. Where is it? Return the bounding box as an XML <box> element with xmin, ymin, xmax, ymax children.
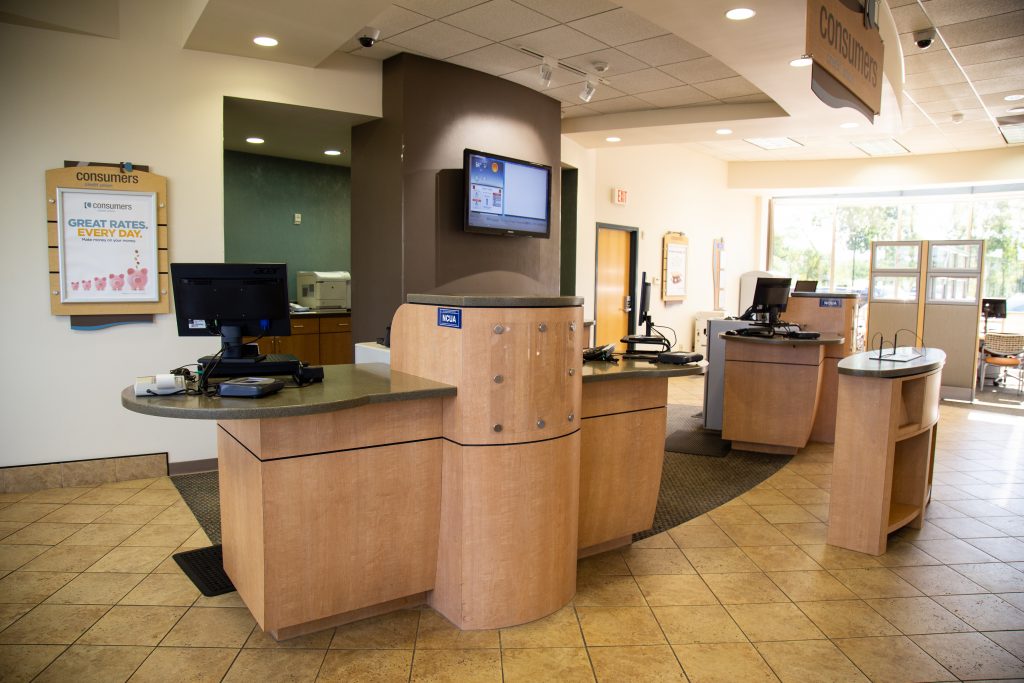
<box><xmin>46</xmin><ymin>162</ymin><xmax>169</xmax><ymax>316</ymax></box>
<box><xmin>662</xmin><ymin>232</ymin><xmax>688</xmax><ymax>301</ymax></box>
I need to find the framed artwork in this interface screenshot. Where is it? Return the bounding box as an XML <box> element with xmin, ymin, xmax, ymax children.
<box><xmin>662</xmin><ymin>232</ymin><xmax>688</xmax><ymax>301</ymax></box>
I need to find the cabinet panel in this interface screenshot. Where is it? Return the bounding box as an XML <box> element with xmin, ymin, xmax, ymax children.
<box><xmin>278</xmin><ymin>333</ymin><xmax>320</xmax><ymax>365</ymax></box>
<box><xmin>321</xmin><ymin>332</ymin><xmax>353</xmax><ymax>365</ymax></box>
<box><xmin>320</xmin><ymin>315</ymin><xmax>352</xmax><ymax>333</ymax></box>
<box><xmin>290</xmin><ymin>317</ymin><xmax>320</xmax><ymax>335</ymax></box>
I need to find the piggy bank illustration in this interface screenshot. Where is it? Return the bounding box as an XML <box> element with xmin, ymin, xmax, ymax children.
<box><xmin>71</xmin><ymin>281</ymin><xmax>80</xmax><ymax>291</ymax></box>
<box><xmin>94</xmin><ymin>276</ymin><xmax>107</xmax><ymax>291</ymax></box>
<box><xmin>110</xmin><ymin>273</ymin><xmax>126</xmax><ymax>291</ymax></box>
<box><xmin>126</xmin><ymin>267</ymin><xmax>148</xmax><ymax>291</ymax></box>
<box><xmin>82</xmin><ymin>280</ymin><xmax>92</xmax><ymax>291</ymax></box>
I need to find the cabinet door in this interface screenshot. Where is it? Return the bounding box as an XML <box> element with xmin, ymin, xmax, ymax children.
<box><xmin>243</xmin><ymin>336</ymin><xmax>276</xmax><ymax>356</ymax></box>
<box><xmin>321</xmin><ymin>332</ymin><xmax>353</xmax><ymax>365</ymax></box>
<box><xmin>277</xmin><ymin>334</ymin><xmax>320</xmax><ymax>365</ymax></box>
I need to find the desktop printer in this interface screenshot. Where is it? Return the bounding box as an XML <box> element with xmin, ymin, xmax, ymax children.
<box><xmin>297</xmin><ymin>271</ymin><xmax>350</xmax><ymax>310</ymax></box>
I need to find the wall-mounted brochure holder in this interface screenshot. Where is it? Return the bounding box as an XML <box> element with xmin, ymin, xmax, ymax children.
<box><xmin>662</xmin><ymin>232</ymin><xmax>688</xmax><ymax>302</ymax></box>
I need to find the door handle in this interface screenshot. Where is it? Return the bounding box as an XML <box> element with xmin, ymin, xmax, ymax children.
<box><xmin>623</xmin><ymin>295</ymin><xmax>632</xmax><ymax>313</ymax></box>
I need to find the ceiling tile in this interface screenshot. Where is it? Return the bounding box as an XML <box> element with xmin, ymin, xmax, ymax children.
<box><xmin>906</xmin><ymin>67</ymin><xmax>968</xmax><ymax>89</ymax></box>
<box><xmin>915</xmin><ymin>95</ymin><xmax>985</xmax><ymax>113</ymax></box>
<box><xmin>568</xmin><ymin>8</ymin><xmax>667</xmax><ymax>46</ymax></box>
<box><xmin>514</xmin><ymin>0</ymin><xmax>618</xmax><ymax>23</ymax></box>
<box><xmin>442</xmin><ymin>0</ymin><xmax>557</xmax><ymax>42</ymax></box>
<box><xmin>694</xmin><ymin>76</ymin><xmax>762</xmax><ymax>99</ymax></box>
<box><xmin>903</xmin><ymin>49</ymin><xmax>958</xmax><ymax>74</ymax></box>
<box><xmin>938</xmin><ymin>10</ymin><xmax>1024</xmax><ymax>49</ymax></box>
<box><xmin>446</xmin><ymin>42</ymin><xmax>541</xmax><ymax>75</ymax></box>
<box><xmin>953</xmin><ymin>36</ymin><xmax>1024</xmax><ymax>65</ymax></box>
<box><xmin>387</xmin><ymin>21</ymin><xmax>490</xmax><ymax>59</ymax></box>
<box><xmin>584</xmin><ymin>95</ymin><xmax>652</xmax><ymax>114</ymax></box>
<box><xmin>720</xmin><ymin>93</ymin><xmax>775</xmax><ymax>104</ymax></box>
<box><xmin>907</xmin><ymin>81</ymin><xmax>977</xmax><ymax>102</ymax></box>
<box><xmin>921</xmin><ymin>0</ymin><xmax>1024</xmax><ymax>27</ymax></box>
<box><xmin>604</xmin><ymin>67</ymin><xmax>683</xmax><ymax>94</ymax></box>
<box><xmin>543</xmin><ymin>80</ymin><xmax>625</xmax><ymax>105</ymax></box>
<box><xmin>393</xmin><ymin>0</ymin><xmax>488</xmax><ymax>19</ymax></box>
<box><xmin>660</xmin><ymin>57</ymin><xmax>739</xmax><ymax>84</ymax></box>
<box><xmin>963</xmin><ymin>56</ymin><xmax>1024</xmax><ymax>81</ymax></box>
<box><xmin>560</xmin><ymin>103</ymin><xmax>602</xmax><ymax>118</ymax></box>
<box><xmin>891</xmin><ymin>3</ymin><xmax>934</xmax><ymax>32</ymax></box>
<box><xmin>974</xmin><ymin>74</ymin><xmax>1024</xmax><ymax>94</ymax></box>
<box><xmin>503</xmin><ymin>63</ymin><xmax>585</xmax><ymax>89</ymax></box>
<box><xmin>560</xmin><ymin>48</ymin><xmax>649</xmax><ymax>77</ymax></box>
<box><xmin>617</xmin><ymin>34</ymin><xmax>707</xmax><ymax>67</ymax></box>
<box><xmin>370</xmin><ymin>5</ymin><xmax>433</xmax><ymax>38</ymax></box>
<box><xmin>636</xmin><ymin>85</ymin><xmax>717</xmax><ymax>108</ymax></box>
<box><xmin>505</xmin><ymin>24</ymin><xmax>607</xmax><ymax>58</ymax></box>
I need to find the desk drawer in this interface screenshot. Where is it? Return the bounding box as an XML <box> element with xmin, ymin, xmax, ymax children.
<box><xmin>320</xmin><ymin>315</ymin><xmax>351</xmax><ymax>332</ymax></box>
<box><xmin>290</xmin><ymin>318</ymin><xmax>320</xmax><ymax>335</ymax></box>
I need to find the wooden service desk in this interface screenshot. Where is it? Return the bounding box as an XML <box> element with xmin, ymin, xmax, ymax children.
<box><xmin>827</xmin><ymin>348</ymin><xmax>945</xmax><ymax>556</ymax></box>
<box><xmin>720</xmin><ymin>333</ymin><xmax>844</xmax><ymax>455</ymax></box>
<box><xmin>122</xmin><ymin>363</ymin><xmax>456</xmax><ymax>641</ymax></box>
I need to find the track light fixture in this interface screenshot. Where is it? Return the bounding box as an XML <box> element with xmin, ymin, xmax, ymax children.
<box><xmin>539</xmin><ymin>62</ymin><xmax>553</xmax><ymax>88</ymax></box>
<box><xmin>579</xmin><ymin>79</ymin><xmax>597</xmax><ymax>103</ymax></box>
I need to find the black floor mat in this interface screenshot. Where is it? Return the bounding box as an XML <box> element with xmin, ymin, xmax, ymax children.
<box><xmin>664</xmin><ymin>404</ymin><xmax>731</xmax><ymax>457</ymax></box>
<box><xmin>173</xmin><ymin>544</ymin><xmax>235</xmax><ymax>597</ymax></box>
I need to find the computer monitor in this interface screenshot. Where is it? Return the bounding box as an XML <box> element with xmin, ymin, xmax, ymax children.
<box><xmin>637</xmin><ymin>271</ymin><xmax>653</xmax><ymax>336</ymax></box>
<box><xmin>982</xmin><ymin>298</ymin><xmax>1007</xmax><ymax>319</ymax></box>
<box><xmin>170</xmin><ymin>262</ymin><xmax>291</xmax><ymax>360</ymax></box>
<box><xmin>794</xmin><ymin>280</ymin><xmax>818</xmax><ymax>293</ymax></box>
<box><xmin>749</xmin><ymin>277</ymin><xmax>792</xmax><ymax>325</ymax></box>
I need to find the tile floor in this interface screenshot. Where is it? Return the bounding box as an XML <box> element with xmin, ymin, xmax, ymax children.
<box><xmin>1</xmin><ymin>376</ymin><xmax>1023</xmax><ymax>682</ymax></box>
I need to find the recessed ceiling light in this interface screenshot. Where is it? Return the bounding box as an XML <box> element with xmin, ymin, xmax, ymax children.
<box><xmin>745</xmin><ymin>137</ymin><xmax>802</xmax><ymax>150</ymax></box>
<box><xmin>253</xmin><ymin>36</ymin><xmax>278</xmax><ymax>47</ymax></box>
<box><xmin>716</xmin><ymin>128</ymin><xmax>733</xmax><ymax>135</ymax></box>
<box><xmin>840</xmin><ymin>122</ymin><xmax>859</xmax><ymax>129</ymax></box>
<box><xmin>605</xmin><ymin>136</ymin><xmax>621</xmax><ymax>142</ymax></box>
<box><xmin>245</xmin><ymin>137</ymin><xmax>265</xmax><ymax>144</ymax></box>
<box><xmin>790</xmin><ymin>56</ymin><xmax>813</xmax><ymax>67</ymax></box>
<box><xmin>999</xmin><ymin>123</ymin><xmax>1024</xmax><ymax>144</ymax></box>
<box><xmin>725</xmin><ymin>8</ymin><xmax>756</xmax><ymax>20</ymax></box>
<box><xmin>1007</xmin><ymin>106</ymin><xmax>1024</xmax><ymax>114</ymax></box>
<box><xmin>851</xmin><ymin>139</ymin><xmax>909</xmax><ymax>156</ymax></box>
<box><xmin>1004</xmin><ymin>94</ymin><xmax>1024</xmax><ymax>102</ymax></box>
<box><xmin>324</xmin><ymin>150</ymin><xmax>342</xmax><ymax>156</ymax></box>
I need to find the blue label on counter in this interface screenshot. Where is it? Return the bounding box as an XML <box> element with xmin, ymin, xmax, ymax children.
<box><xmin>437</xmin><ymin>307</ymin><xmax>462</xmax><ymax>329</ymax></box>
<box><xmin>819</xmin><ymin>298</ymin><xmax>842</xmax><ymax>308</ymax></box>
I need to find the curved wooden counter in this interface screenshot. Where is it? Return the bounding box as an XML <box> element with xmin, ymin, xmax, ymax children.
<box><xmin>720</xmin><ymin>333</ymin><xmax>843</xmax><ymax>455</ymax></box>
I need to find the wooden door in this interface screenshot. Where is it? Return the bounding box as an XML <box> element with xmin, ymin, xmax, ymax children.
<box><xmin>596</xmin><ymin>228</ymin><xmax>632</xmax><ymax>351</ymax></box>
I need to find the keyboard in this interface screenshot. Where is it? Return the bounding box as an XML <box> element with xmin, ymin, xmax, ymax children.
<box><xmin>198</xmin><ymin>353</ymin><xmax>303</xmax><ymax>378</ymax></box>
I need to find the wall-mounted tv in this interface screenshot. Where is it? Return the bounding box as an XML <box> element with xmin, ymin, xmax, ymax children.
<box><xmin>464</xmin><ymin>148</ymin><xmax>551</xmax><ymax>238</ymax></box>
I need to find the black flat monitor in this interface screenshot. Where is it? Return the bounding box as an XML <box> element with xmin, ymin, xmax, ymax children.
<box><xmin>982</xmin><ymin>298</ymin><xmax>1007</xmax><ymax>319</ymax></box>
<box><xmin>464</xmin><ymin>149</ymin><xmax>551</xmax><ymax>238</ymax></box>
<box><xmin>170</xmin><ymin>263</ymin><xmax>291</xmax><ymax>360</ymax></box>
<box><xmin>637</xmin><ymin>271</ymin><xmax>652</xmax><ymax>336</ymax></box>
<box><xmin>794</xmin><ymin>280</ymin><xmax>818</xmax><ymax>292</ymax></box>
<box><xmin>750</xmin><ymin>277</ymin><xmax>792</xmax><ymax>325</ymax></box>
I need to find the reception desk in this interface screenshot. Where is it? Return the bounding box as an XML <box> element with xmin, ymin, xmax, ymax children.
<box><xmin>720</xmin><ymin>333</ymin><xmax>844</xmax><ymax>455</ymax></box>
<box><xmin>123</xmin><ymin>296</ymin><xmax>699</xmax><ymax>639</ymax></box>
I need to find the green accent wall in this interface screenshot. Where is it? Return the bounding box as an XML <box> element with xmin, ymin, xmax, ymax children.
<box><xmin>224</xmin><ymin>150</ymin><xmax>351</xmax><ymax>300</ymax></box>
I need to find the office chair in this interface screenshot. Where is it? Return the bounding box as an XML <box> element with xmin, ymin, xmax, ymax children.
<box><xmin>978</xmin><ymin>332</ymin><xmax>1024</xmax><ymax>395</ymax></box>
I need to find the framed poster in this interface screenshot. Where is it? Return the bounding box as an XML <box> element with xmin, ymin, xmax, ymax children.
<box><xmin>662</xmin><ymin>232</ymin><xmax>688</xmax><ymax>301</ymax></box>
<box><xmin>56</xmin><ymin>188</ymin><xmax>159</xmax><ymax>303</ymax></box>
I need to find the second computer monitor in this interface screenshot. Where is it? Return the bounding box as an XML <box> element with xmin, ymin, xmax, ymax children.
<box><xmin>751</xmin><ymin>277</ymin><xmax>792</xmax><ymax>325</ymax></box>
<box><xmin>637</xmin><ymin>271</ymin><xmax>653</xmax><ymax>336</ymax></box>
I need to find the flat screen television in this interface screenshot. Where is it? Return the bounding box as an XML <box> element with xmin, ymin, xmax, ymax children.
<box><xmin>464</xmin><ymin>149</ymin><xmax>551</xmax><ymax>237</ymax></box>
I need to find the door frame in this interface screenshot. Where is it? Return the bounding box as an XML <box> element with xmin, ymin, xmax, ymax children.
<box><xmin>594</xmin><ymin>222</ymin><xmax>639</xmax><ymax>344</ymax></box>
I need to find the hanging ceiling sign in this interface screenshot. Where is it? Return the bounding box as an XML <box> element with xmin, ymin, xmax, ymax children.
<box><xmin>806</xmin><ymin>0</ymin><xmax>884</xmax><ymax>118</ymax></box>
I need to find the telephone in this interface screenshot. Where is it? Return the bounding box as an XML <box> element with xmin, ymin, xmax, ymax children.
<box><xmin>583</xmin><ymin>343</ymin><xmax>617</xmax><ymax>362</ymax></box>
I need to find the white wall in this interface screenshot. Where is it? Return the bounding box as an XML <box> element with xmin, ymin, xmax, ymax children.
<box><xmin>0</xmin><ymin>1</ymin><xmax>380</xmax><ymax>467</ymax></box>
<box><xmin>573</xmin><ymin>144</ymin><xmax>761</xmax><ymax>351</ymax></box>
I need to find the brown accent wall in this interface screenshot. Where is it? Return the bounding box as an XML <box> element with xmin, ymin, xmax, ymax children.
<box><xmin>351</xmin><ymin>54</ymin><xmax>562</xmax><ymax>343</ymax></box>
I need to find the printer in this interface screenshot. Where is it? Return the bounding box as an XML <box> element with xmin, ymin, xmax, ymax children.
<box><xmin>296</xmin><ymin>271</ymin><xmax>351</xmax><ymax>310</ymax></box>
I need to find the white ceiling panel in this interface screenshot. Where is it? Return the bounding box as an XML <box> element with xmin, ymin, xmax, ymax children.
<box><xmin>695</xmin><ymin>77</ymin><xmax>762</xmax><ymax>99</ymax></box>
<box><xmin>636</xmin><ymin>85</ymin><xmax>717</xmax><ymax>108</ymax></box>
<box><xmin>560</xmin><ymin>48</ymin><xmax>650</xmax><ymax>76</ymax></box>
<box><xmin>952</xmin><ymin>36</ymin><xmax>1024</xmax><ymax>65</ymax></box>
<box><xmin>503</xmin><ymin>63</ymin><xmax>586</xmax><ymax>89</ymax></box>
<box><xmin>387</xmin><ymin>20</ymin><xmax>490</xmax><ymax>59</ymax></box>
<box><xmin>505</xmin><ymin>23</ymin><xmax>607</xmax><ymax>58</ymax></box>
<box><xmin>442</xmin><ymin>0</ymin><xmax>557</xmax><ymax>42</ymax></box>
<box><xmin>446</xmin><ymin>42</ymin><xmax>541</xmax><ymax>75</ymax></box>
<box><xmin>568</xmin><ymin>7</ymin><xmax>666</xmax><ymax>46</ymax></box>
<box><xmin>393</xmin><ymin>0</ymin><xmax>486</xmax><ymax>19</ymax></box>
<box><xmin>616</xmin><ymin>33</ymin><xmax>707</xmax><ymax>66</ymax></box>
<box><xmin>660</xmin><ymin>57</ymin><xmax>739</xmax><ymax>84</ymax></box>
<box><xmin>938</xmin><ymin>10</ymin><xmax>1024</xmax><ymax>48</ymax></box>
<box><xmin>514</xmin><ymin>0</ymin><xmax>618</xmax><ymax>23</ymax></box>
<box><xmin>921</xmin><ymin>0</ymin><xmax>1024</xmax><ymax>27</ymax></box>
<box><xmin>584</xmin><ymin>95</ymin><xmax>652</xmax><ymax>113</ymax></box>
<box><xmin>604</xmin><ymin>67</ymin><xmax>684</xmax><ymax>94</ymax></box>
<box><xmin>371</xmin><ymin>5</ymin><xmax>433</xmax><ymax>38</ymax></box>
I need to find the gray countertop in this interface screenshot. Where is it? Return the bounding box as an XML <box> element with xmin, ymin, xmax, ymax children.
<box><xmin>407</xmin><ymin>294</ymin><xmax>584</xmax><ymax>308</ymax></box>
<box><xmin>790</xmin><ymin>292</ymin><xmax>862</xmax><ymax>299</ymax></box>
<box><xmin>121</xmin><ymin>363</ymin><xmax>456</xmax><ymax>420</ymax></box>
<box><xmin>718</xmin><ymin>332</ymin><xmax>845</xmax><ymax>346</ymax></box>
<box><xmin>582</xmin><ymin>359</ymin><xmax>704</xmax><ymax>382</ymax></box>
<box><xmin>838</xmin><ymin>347</ymin><xmax>946</xmax><ymax>378</ymax></box>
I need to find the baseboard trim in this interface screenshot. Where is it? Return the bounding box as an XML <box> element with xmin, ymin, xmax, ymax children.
<box><xmin>1</xmin><ymin>452</ymin><xmax>168</xmax><ymax>494</ymax></box>
<box><xmin>169</xmin><ymin>458</ymin><xmax>218</xmax><ymax>476</ymax></box>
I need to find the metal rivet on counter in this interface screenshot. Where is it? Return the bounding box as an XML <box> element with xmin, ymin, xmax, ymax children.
<box><xmin>538</xmin><ymin>323</ymin><xmax>547</xmax><ymax>332</ymax></box>
<box><xmin>536</xmin><ymin>419</ymin><xmax>545</xmax><ymax>428</ymax></box>
<box><xmin>568</xmin><ymin>368</ymin><xmax>575</xmax><ymax>376</ymax></box>
<box><xmin>493</xmin><ymin>374</ymin><xmax>504</xmax><ymax>384</ymax></box>
<box><xmin>493</xmin><ymin>424</ymin><xmax>503</xmax><ymax>432</ymax></box>
<box><xmin>493</xmin><ymin>324</ymin><xmax>504</xmax><ymax>334</ymax></box>
<box><xmin>568</xmin><ymin>413</ymin><xmax>575</xmax><ymax>422</ymax></box>
<box><xmin>569</xmin><ymin>321</ymin><xmax>576</xmax><ymax>331</ymax></box>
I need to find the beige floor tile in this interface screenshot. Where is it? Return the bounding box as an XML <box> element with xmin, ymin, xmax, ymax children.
<box><xmin>410</xmin><ymin>648</ymin><xmax>502</xmax><ymax>683</ymax></box>
<box><xmin>651</xmin><ymin>605</ymin><xmax>747</xmax><ymax>645</ymax></box>
<box><xmin>33</xmin><ymin>644</ymin><xmax>151</xmax><ymax>683</ymax></box>
<box><xmin>0</xmin><ymin>521</ymin><xmax>30</xmax><ymax>541</ymax></box>
<box><xmin>587</xmin><ymin>644</ymin><xmax>685</xmax><ymax>681</ymax></box>
<box><xmin>120</xmin><ymin>524</ymin><xmax>197</xmax><ymax>548</ymax></box>
<box><xmin>866</xmin><ymin>596</ymin><xmax>974</xmax><ymax>635</ymax></box>
<box><xmin>121</xmin><ymin>490</ymin><xmax>181</xmax><ymax>507</ymax></box>
<box><xmin>1000</xmin><ymin>591</ymin><xmax>1024</xmax><ymax>610</ymax></box>
<box><xmin>44</xmin><ymin>573</ymin><xmax>146</xmax><ymax>605</ymax></box>
<box><xmin>912</xmin><ymin>632</ymin><xmax>1024</xmax><ymax>680</ymax></box>
<box><xmin>667</xmin><ymin>524</ymin><xmax>735</xmax><ymax>549</ymax></box>
<box><xmin>144</xmin><ymin>477</ymin><xmax>177</xmax><ymax>490</ymax></box>
<box><xmin>932</xmin><ymin>593</ymin><xmax>1024</xmax><ymax>631</ymax></box>
<box><xmin>741</xmin><ymin>545</ymin><xmax>822</xmax><ymax>572</ymax></box>
<box><xmin>683</xmin><ymin>547</ymin><xmax>761</xmax><ymax>574</ymax></box>
<box><xmin>928</xmin><ymin>516</ymin><xmax>1009</xmax><ymax>539</ymax></box>
<box><xmin>707</xmin><ymin>505</ymin><xmax>768</xmax><ymax>526</ymax></box>
<box><xmin>576</xmin><ymin>606</ymin><xmax>666</xmax><ymax>646</ymax></box>
<box><xmin>161</xmin><ymin>606</ymin><xmax>256</xmax><ymax>648</ymax></box>
<box><xmin>621</xmin><ymin>548</ymin><xmax>695</xmax><ymax>575</ymax></box>
<box><xmin>951</xmin><ymin>562</ymin><xmax>1024</xmax><ymax>592</ymax></box>
<box><xmin>573</xmin><ymin>574</ymin><xmax>646</xmax><ymax>606</ymax></box>
<box><xmin>0</xmin><ymin>544</ymin><xmax>49</xmax><ymax>570</ymax></box>
<box><xmin>0</xmin><ymin>522</ymin><xmax>85</xmax><ymax>546</ymax></box>
<box><xmin>118</xmin><ymin>573</ymin><xmax>199</xmax><ymax>607</ymax></box>
<box><xmin>100</xmin><ymin>478</ymin><xmax>158</xmax><ymax>489</ymax></box>
<box><xmin>150</xmin><ymin>556</ymin><xmax>186</xmax><ymax>576</ymax></box>
<box><xmin>36</xmin><ymin>504</ymin><xmax>113</xmax><ymax>524</ymax></box>
<box><xmin>0</xmin><ymin>644</ymin><xmax>65</xmax><ymax>682</ymax></box>
<box><xmin>78</xmin><ymin>604</ymin><xmax>187</xmax><ymax>646</ymax></box>
<box><xmin>774</xmin><ymin>522</ymin><xmax>828</xmax><ymax>545</ymax></box>
<box><xmin>192</xmin><ymin>591</ymin><xmax>246</xmax><ymax>608</ymax></box>
<box><xmin>0</xmin><ymin>504</ymin><xmax>62</xmax><ymax>523</ymax></box>
<box><xmin>799</xmin><ymin>545</ymin><xmax>881</xmax><ymax>569</ymax></box>
<box><xmin>725</xmin><ymin>603</ymin><xmax>825</xmax><ymax>642</ymax></box>
<box><xmin>178</xmin><ymin>528</ymin><xmax>211</xmax><ymax>548</ymax></box>
<box><xmin>890</xmin><ymin>564</ymin><xmax>989</xmax><ymax>595</ymax></box>
<box><xmin>498</xmin><ymin>605</ymin><xmax>583</xmax><ymax>648</ymax></box>
<box><xmin>873</xmin><ymin>540</ymin><xmax>942</xmax><ymax>567</ymax></box>
<box><xmin>966</xmin><ymin>536</ymin><xmax>1024</xmax><ymax>562</ymax></box>
<box><xmin>149</xmin><ymin>505</ymin><xmax>200</xmax><ymax>526</ymax></box>
<box><xmin>21</xmin><ymin>545</ymin><xmax>112</xmax><ymax>572</ymax></box>
<box><xmin>796</xmin><ymin>600</ymin><xmax>900</xmax><ymax>638</ymax></box>
<box><xmin>635</xmin><ymin>574</ymin><xmax>719</xmax><ymax>606</ymax></box>
<box><xmin>318</xmin><ymin>649</ymin><xmax>413</xmax><ymax>682</ymax></box>
<box><xmin>71</xmin><ymin>488</ymin><xmax>138</xmax><ymax>506</ymax></box>
<box><xmin>632</xmin><ymin>532</ymin><xmax>677</xmax><ymax>549</ymax></box>
<box><xmin>718</xmin><ymin>524</ymin><xmax>794</xmax><ymax>547</ymax></box>
<box><xmin>895</xmin><ymin>521</ymin><xmax>955</xmax><ymax>541</ymax></box>
<box><xmin>245</xmin><ymin>626</ymin><xmax>334</xmax><ymax>649</ymax></box>
<box><xmin>701</xmin><ymin>572</ymin><xmax>788</xmax><ymax>605</ymax></box>
<box><xmin>983</xmin><ymin>630</ymin><xmax>1024</xmax><ymax>660</ymax></box>
<box><xmin>21</xmin><ymin>488</ymin><xmax>92</xmax><ymax>504</ymax></box>
<box><xmin>779</xmin><ymin>488</ymin><xmax>830</xmax><ymax>505</ymax></box>
<box><xmin>0</xmin><ymin>603</ymin><xmax>108</xmax><ymax>644</ymax></box>
<box><xmin>502</xmin><ymin>646</ymin><xmax>595</xmax><ymax>682</ymax></box>
<box><xmin>221</xmin><ymin>647</ymin><xmax>325</xmax><ymax>682</ymax></box>
<box><xmin>673</xmin><ymin>642</ymin><xmax>779</xmax><ymax>683</ymax></box>
<box><xmin>0</xmin><ymin>571</ymin><xmax>77</xmax><ymax>603</ymax></box>
<box><xmin>910</xmin><ymin>538</ymin><xmax>999</xmax><ymax>564</ymax></box>
<box><xmin>415</xmin><ymin>609</ymin><xmax>499</xmax><ymax>649</ymax></box>
<box><xmin>829</xmin><ymin>568</ymin><xmax>924</xmax><ymax>599</ymax></box>
<box><xmin>976</xmin><ymin>515</ymin><xmax>1024</xmax><ymax>536</ymax></box>
<box><xmin>0</xmin><ymin>604</ymin><xmax>33</xmax><ymax>631</ymax></box>
<box><xmin>766</xmin><ymin>570</ymin><xmax>857</xmax><ymax>602</ymax></box>
<box><xmin>834</xmin><ymin>635</ymin><xmax>952</xmax><ymax>683</ymax></box>
<box><xmin>331</xmin><ymin>609</ymin><xmax>420</xmax><ymax>649</ymax></box>
<box><xmin>59</xmin><ymin>523</ymin><xmax>141</xmax><ymax>546</ymax></box>
<box><xmin>801</xmin><ymin>474</ymin><xmax>832</xmax><ymax>489</ymax></box>
<box><xmin>755</xmin><ymin>640</ymin><xmax>868</xmax><ymax>682</ymax></box>
<box><xmin>576</xmin><ymin>550</ymin><xmax>630</xmax><ymax>578</ymax></box>
<box><xmin>93</xmin><ymin>506</ymin><xmax>166</xmax><ymax>525</ymax></box>
<box><xmin>85</xmin><ymin>546</ymin><xmax>171</xmax><ymax>573</ymax></box>
<box><xmin>750</xmin><ymin>504</ymin><xmax>821</xmax><ymax>524</ymax></box>
<box><xmin>740</xmin><ymin>489</ymin><xmax>795</xmax><ymax>506</ymax></box>
<box><xmin>128</xmin><ymin>646</ymin><xmax>238</xmax><ymax>683</ymax></box>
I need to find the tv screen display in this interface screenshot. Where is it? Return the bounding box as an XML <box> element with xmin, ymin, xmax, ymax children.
<box><xmin>464</xmin><ymin>149</ymin><xmax>551</xmax><ymax>237</ymax></box>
